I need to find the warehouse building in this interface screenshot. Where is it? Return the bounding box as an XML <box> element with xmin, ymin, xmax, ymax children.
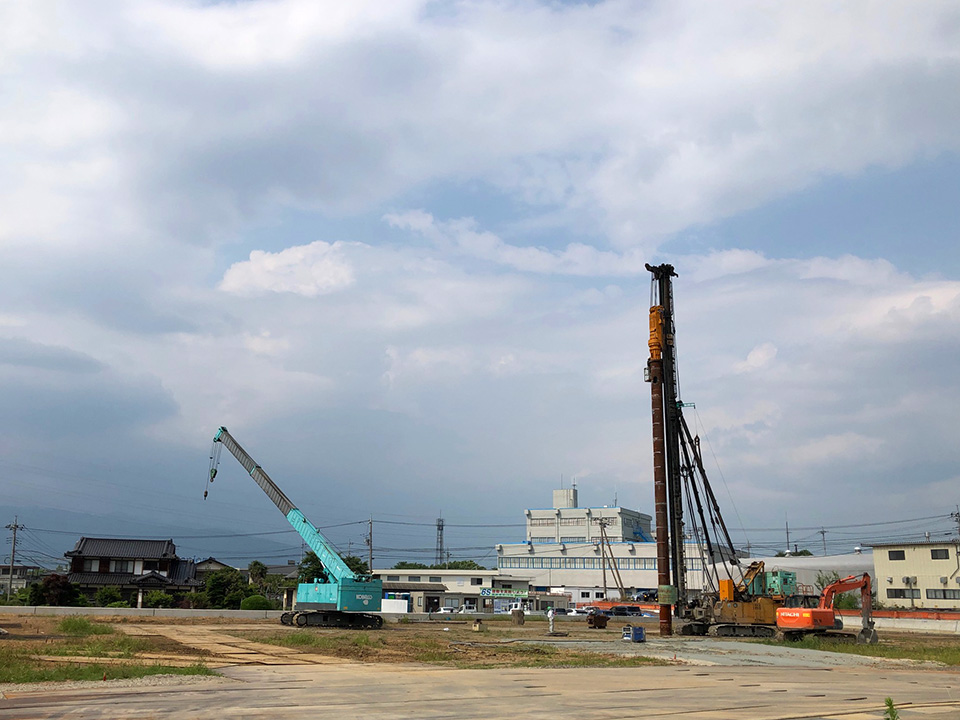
<box><xmin>870</xmin><ymin>540</ymin><xmax>960</xmax><ymax>610</ymax></box>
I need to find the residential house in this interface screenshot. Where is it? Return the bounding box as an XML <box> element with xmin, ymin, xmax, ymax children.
<box><xmin>65</xmin><ymin>537</ymin><xmax>200</xmax><ymax>605</ymax></box>
<box><xmin>0</xmin><ymin>564</ymin><xmax>42</xmax><ymax>592</ymax></box>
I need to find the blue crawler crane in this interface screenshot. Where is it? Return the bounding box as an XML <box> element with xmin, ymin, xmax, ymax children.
<box><xmin>208</xmin><ymin>426</ymin><xmax>383</xmax><ymax>629</ymax></box>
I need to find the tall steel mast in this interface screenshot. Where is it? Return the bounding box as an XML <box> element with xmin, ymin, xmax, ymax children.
<box><xmin>646</xmin><ymin>263</ymin><xmax>686</xmax><ymax>620</ymax></box>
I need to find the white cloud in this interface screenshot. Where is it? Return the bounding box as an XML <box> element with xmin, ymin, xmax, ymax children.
<box><xmin>2</xmin><ymin>1</ymin><xmax>960</xmax><ymax>547</ymax></box>
<box><xmin>734</xmin><ymin>343</ymin><xmax>777</xmax><ymax>373</ymax></box>
<box><xmin>219</xmin><ymin>241</ymin><xmax>356</xmax><ymax>297</ymax></box>
<box><xmin>385</xmin><ymin>210</ymin><xmax>649</xmax><ymax>275</ymax></box>
<box><xmin>3</xmin><ymin>1</ymin><xmax>959</xmax><ymax>252</ymax></box>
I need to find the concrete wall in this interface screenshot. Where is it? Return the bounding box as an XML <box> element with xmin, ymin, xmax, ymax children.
<box><xmin>0</xmin><ymin>606</ymin><xmax>285</xmax><ymax>619</ymax></box>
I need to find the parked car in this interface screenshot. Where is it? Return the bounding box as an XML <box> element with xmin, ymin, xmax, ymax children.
<box><xmin>438</xmin><ymin>607</ymin><xmax>457</xmax><ymax>614</ymax></box>
<box><xmin>565</xmin><ymin>608</ymin><xmax>588</xmax><ymax>616</ymax></box>
<box><xmin>552</xmin><ymin>607</ymin><xmax>569</xmax><ymax>615</ymax></box>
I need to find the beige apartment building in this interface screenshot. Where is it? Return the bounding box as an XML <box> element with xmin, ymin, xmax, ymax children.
<box><xmin>870</xmin><ymin>540</ymin><xmax>960</xmax><ymax>610</ymax></box>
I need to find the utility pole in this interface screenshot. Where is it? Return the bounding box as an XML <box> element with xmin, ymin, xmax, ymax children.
<box><xmin>785</xmin><ymin>517</ymin><xmax>790</xmax><ymax>554</ymax></box>
<box><xmin>435</xmin><ymin>516</ymin><xmax>445</xmax><ymax>567</ymax></box>
<box><xmin>6</xmin><ymin>516</ymin><xmax>24</xmax><ymax>599</ymax></box>
<box><xmin>366</xmin><ymin>516</ymin><xmax>373</xmax><ymax>572</ymax></box>
<box><xmin>952</xmin><ymin>506</ymin><xmax>960</xmax><ymax>538</ymax></box>
<box><xmin>819</xmin><ymin>527</ymin><xmax>827</xmax><ymax>556</ymax></box>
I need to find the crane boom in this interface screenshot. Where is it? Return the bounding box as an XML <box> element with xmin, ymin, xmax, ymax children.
<box><xmin>213</xmin><ymin>427</ymin><xmax>357</xmax><ymax>582</ymax></box>
<box><xmin>210</xmin><ymin>427</ymin><xmax>382</xmax><ymax>628</ymax></box>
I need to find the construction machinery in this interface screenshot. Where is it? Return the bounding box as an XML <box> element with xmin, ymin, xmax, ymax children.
<box><xmin>646</xmin><ymin>263</ymin><xmax>792</xmax><ymax>638</ymax></box>
<box><xmin>207</xmin><ymin>426</ymin><xmax>383</xmax><ymax>629</ymax></box>
<box><xmin>777</xmin><ymin>573</ymin><xmax>878</xmax><ymax>643</ymax></box>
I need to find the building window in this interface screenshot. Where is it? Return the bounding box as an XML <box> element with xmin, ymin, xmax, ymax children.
<box><xmin>926</xmin><ymin>589</ymin><xmax>960</xmax><ymax>600</ymax></box>
<box><xmin>560</xmin><ymin>536</ymin><xmax>586</xmax><ymax>544</ymax></box>
<box><xmin>387</xmin><ymin>575</ymin><xmax>400</xmax><ymax>581</ymax></box>
<box><xmin>580</xmin><ymin>591</ymin><xmax>590</xmax><ymax>598</ymax></box>
<box><xmin>931</xmin><ymin>549</ymin><xmax>950</xmax><ymax>560</ymax></box>
<box><xmin>500</xmin><ymin>583</ymin><xmax>512</xmax><ymax>589</ymax></box>
<box><xmin>595</xmin><ymin>592</ymin><xmax>605</xmax><ymax>599</ymax></box>
<box><xmin>82</xmin><ymin>559</ymin><xmax>98</xmax><ymax>572</ymax></box>
<box><xmin>530</xmin><ymin>536</ymin><xmax>554</xmax><ymax>543</ymax></box>
<box><xmin>429</xmin><ymin>576</ymin><xmax>442</xmax><ymax>583</ymax></box>
<box><xmin>886</xmin><ymin>588</ymin><xmax>920</xmax><ymax>599</ymax></box>
<box><xmin>111</xmin><ymin>560</ymin><xmax>133</xmax><ymax>573</ymax></box>
<box><xmin>408</xmin><ymin>576</ymin><xmax>421</xmax><ymax>582</ymax></box>
<box><xmin>471</xmin><ymin>577</ymin><xmax>483</xmax><ymax>585</ymax></box>
<box><xmin>529</xmin><ymin>518</ymin><xmax>555</xmax><ymax>526</ymax></box>
<box><xmin>559</xmin><ymin>518</ymin><xmax>585</xmax><ymax>526</ymax></box>
<box><xmin>143</xmin><ymin>560</ymin><xmax>159</xmax><ymax>572</ymax></box>
<box><xmin>888</xmin><ymin>550</ymin><xmax>906</xmax><ymax>561</ymax></box>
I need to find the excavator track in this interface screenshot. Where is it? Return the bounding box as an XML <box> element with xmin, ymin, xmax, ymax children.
<box><xmin>290</xmin><ymin>611</ymin><xmax>383</xmax><ymax>629</ymax></box>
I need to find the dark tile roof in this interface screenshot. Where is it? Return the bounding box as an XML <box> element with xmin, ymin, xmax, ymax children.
<box><xmin>168</xmin><ymin>559</ymin><xmax>199</xmax><ymax>584</ymax></box>
<box><xmin>68</xmin><ymin>572</ymin><xmax>136</xmax><ymax>586</ymax></box>
<box><xmin>68</xmin><ymin>569</ymin><xmax>201</xmax><ymax>588</ymax></box>
<box><xmin>65</xmin><ymin>537</ymin><xmax>177</xmax><ymax>559</ymax></box>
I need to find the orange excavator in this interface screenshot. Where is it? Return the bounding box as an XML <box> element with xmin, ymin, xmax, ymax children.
<box><xmin>776</xmin><ymin>573</ymin><xmax>878</xmax><ymax>644</ymax></box>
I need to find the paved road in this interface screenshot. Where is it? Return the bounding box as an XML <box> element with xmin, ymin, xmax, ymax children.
<box><xmin>3</xmin><ymin>660</ymin><xmax>959</xmax><ymax>719</ymax></box>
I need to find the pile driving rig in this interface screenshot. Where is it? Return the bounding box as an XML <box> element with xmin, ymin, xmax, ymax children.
<box><xmin>207</xmin><ymin>427</ymin><xmax>383</xmax><ymax>629</ymax></box>
<box><xmin>646</xmin><ymin>263</ymin><xmax>792</xmax><ymax>637</ymax></box>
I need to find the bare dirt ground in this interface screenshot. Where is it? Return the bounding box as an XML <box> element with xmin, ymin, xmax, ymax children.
<box><xmin>5</xmin><ymin>615</ymin><xmax>960</xmax><ymax>670</ymax></box>
<box><xmin>4</xmin><ymin>616</ymin><xmax>960</xmax><ymax>719</ymax></box>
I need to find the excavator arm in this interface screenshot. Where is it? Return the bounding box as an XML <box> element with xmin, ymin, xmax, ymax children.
<box><xmin>819</xmin><ymin>573</ymin><xmax>872</xmax><ymax>610</ymax></box>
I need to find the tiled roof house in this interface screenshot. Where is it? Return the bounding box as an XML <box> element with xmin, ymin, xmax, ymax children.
<box><xmin>65</xmin><ymin>537</ymin><xmax>200</xmax><ymax>600</ymax></box>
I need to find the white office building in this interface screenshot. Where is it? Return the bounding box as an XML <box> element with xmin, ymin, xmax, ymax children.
<box><xmin>496</xmin><ymin>487</ymin><xmax>706</xmax><ymax>604</ymax></box>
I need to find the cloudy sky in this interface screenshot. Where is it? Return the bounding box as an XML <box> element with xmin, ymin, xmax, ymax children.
<box><xmin>2</xmin><ymin>0</ymin><xmax>959</xmax><ymax>568</ymax></box>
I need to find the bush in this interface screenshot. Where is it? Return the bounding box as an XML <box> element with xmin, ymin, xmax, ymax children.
<box><xmin>144</xmin><ymin>590</ymin><xmax>174</xmax><ymax>608</ymax></box>
<box><xmin>107</xmin><ymin>600</ymin><xmax>130</xmax><ymax>608</ymax></box>
<box><xmin>57</xmin><ymin>617</ymin><xmax>113</xmax><ymax>636</ymax></box>
<box><xmin>95</xmin><ymin>586</ymin><xmax>124</xmax><ymax>607</ymax></box>
<box><xmin>179</xmin><ymin>591</ymin><xmax>209</xmax><ymax>609</ymax></box>
<box><xmin>240</xmin><ymin>595</ymin><xmax>273</xmax><ymax>611</ymax></box>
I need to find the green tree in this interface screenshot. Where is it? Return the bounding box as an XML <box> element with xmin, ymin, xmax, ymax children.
<box><xmin>248</xmin><ymin>561</ymin><xmax>268</xmax><ymax>591</ymax></box>
<box><xmin>342</xmin><ymin>555</ymin><xmax>370</xmax><ymax>576</ymax></box>
<box><xmin>95</xmin><ymin>586</ymin><xmax>124</xmax><ymax>607</ymax></box>
<box><xmin>28</xmin><ymin>574</ymin><xmax>81</xmax><ymax>606</ymax></box>
<box><xmin>392</xmin><ymin>562</ymin><xmax>429</xmax><ymax>570</ymax></box>
<box><xmin>297</xmin><ymin>552</ymin><xmax>328</xmax><ymax>583</ymax></box>
<box><xmin>204</xmin><ymin>567</ymin><xmax>249</xmax><ymax>608</ymax></box>
<box><xmin>430</xmin><ymin>560</ymin><xmax>486</xmax><ymax>570</ymax></box>
<box><xmin>180</xmin><ymin>591</ymin><xmax>209</xmax><ymax>609</ymax></box>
